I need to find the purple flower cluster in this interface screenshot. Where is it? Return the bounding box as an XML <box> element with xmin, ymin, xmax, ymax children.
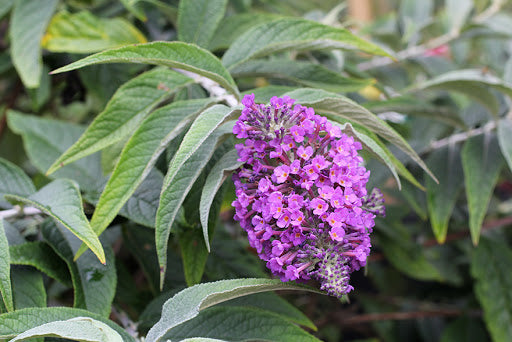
<box><xmin>232</xmin><ymin>94</ymin><xmax>385</xmax><ymax>298</ymax></box>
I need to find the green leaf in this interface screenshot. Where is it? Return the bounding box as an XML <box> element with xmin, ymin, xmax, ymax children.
<box><xmin>179</xmin><ymin>227</ymin><xmax>209</xmax><ymax>286</ymax></box>
<box><xmin>0</xmin><ymin>220</ymin><xmax>13</xmax><ymax>312</ymax></box>
<box><xmin>156</xmin><ymin>118</ymin><xmax>235</xmax><ymax>288</ymax></box>
<box><xmin>440</xmin><ymin>317</ymin><xmax>489</xmax><ymax>342</ymax></box>
<box><xmin>146</xmin><ymin>278</ymin><xmax>321</xmax><ymax>342</ymax></box>
<box><xmin>9</xmin><ymin>0</ymin><xmax>57</xmax><ymax>88</ymax></box>
<box><xmin>0</xmin><ymin>157</ymin><xmax>35</xmax><ymax>207</ymax></box>
<box><xmin>199</xmin><ymin>148</ymin><xmax>242</xmax><ymax>250</ymax></box>
<box><xmin>42</xmin><ymin>10</ymin><xmax>147</xmax><ymax>53</ymax></box>
<box><xmin>231</xmin><ymin>59</ymin><xmax>374</xmax><ymax>92</ymax></box>
<box><xmin>47</xmin><ymin>68</ymin><xmax>193</xmax><ymax>175</ymax></box>
<box><xmin>41</xmin><ymin>221</ymin><xmax>116</xmax><ymax>318</ymax></box>
<box><xmin>284</xmin><ymin>88</ymin><xmax>436</xmax><ymax>182</ymax></box>
<box><xmin>120</xmin><ymin>0</ymin><xmax>147</xmax><ymax>21</ymax></box>
<box><xmin>0</xmin><ymin>307</ymin><xmax>135</xmax><ymax>342</ymax></box>
<box><xmin>363</xmin><ymin>96</ymin><xmax>465</xmax><ymax>128</ymax></box>
<box><xmin>11</xmin><ymin>267</ymin><xmax>47</xmax><ymax>309</ymax></box>
<box><xmin>462</xmin><ymin>134</ymin><xmax>503</xmax><ymax>245</ymax></box>
<box><xmin>4</xmin><ymin>179</ymin><xmax>105</xmax><ymax>264</ymax></box>
<box><xmin>7</xmin><ymin>111</ymin><xmax>105</xmax><ymax>192</ymax></box>
<box><xmin>408</xmin><ymin>69</ymin><xmax>512</xmax><ymax>115</ymax></box>
<box><xmin>9</xmin><ymin>241</ymin><xmax>71</xmax><ymax>286</ymax></box>
<box><xmin>209</xmin><ymin>13</ymin><xmax>280</xmax><ymax>51</ymax></box>
<box><xmin>221</xmin><ymin>292</ymin><xmax>316</xmax><ymax>330</ymax></box>
<box><xmin>178</xmin><ymin>0</ymin><xmax>228</xmax><ymax>48</ymax></box>
<box><xmin>50</xmin><ymin>42</ymin><xmax>240</xmax><ymax>99</ymax></box>
<box><xmin>445</xmin><ymin>0</ymin><xmax>473</xmax><ymax>33</ymax></box>
<box><xmin>222</xmin><ymin>18</ymin><xmax>392</xmax><ymax>69</ymax></box>
<box><xmin>471</xmin><ymin>237</ymin><xmax>512</xmax><ymax>342</ymax></box>
<box><xmin>498</xmin><ymin>118</ymin><xmax>512</xmax><ymax>173</ymax></box>
<box><xmin>426</xmin><ymin>146</ymin><xmax>463</xmax><ymax>243</ymax></box>
<box><xmin>91</xmin><ymin>99</ymin><xmax>211</xmax><ymax>237</ymax></box>
<box><xmin>0</xmin><ymin>0</ymin><xmax>14</xmax><ymax>18</ymax></box>
<box><xmin>164</xmin><ymin>306</ymin><xmax>320</xmax><ymax>342</ymax></box>
<box><xmin>9</xmin><ymin>317</ymin><xmax>123</xmax><ymax>342</ymax></box>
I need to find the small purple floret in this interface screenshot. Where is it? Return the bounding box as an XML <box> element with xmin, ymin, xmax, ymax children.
<box><xmin>232</xmin><ymin>94</ymin><xmax>385</xmax><ymax>298</ymax></box>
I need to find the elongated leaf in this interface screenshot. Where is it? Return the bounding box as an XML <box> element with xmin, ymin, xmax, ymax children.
<box><xmin>199</xmin><ymin>149</ymin><xmax>242</xmax><ymax>250</ymax></box>
<box><xmin>41</xmin><ymin>221</ymin><xmax>116</xmax><ymax>317</ymax></box>
<box><xmin>363</xmin><ymin>96</ymin><xmax>465</xmax><ymax>127</ymax></box>
<box><xmin>157</xmin><ymin>120</ymin><xmax>235</xmax><ymax>288</ymax></box>
<box><xmin>179</xmin><ymin>227</ymin><xmax>209</xmax><ymax>286</ymax></box>
<box><xmin>47</xmin><ymin>68</ymin><xmax>193</xmax><ymax>175</ymax></box>
<box><xmin>471</xmin><ymin>237</ymin><xmax>512</xmax><ymax>341</ymax></box>
<box><xmin>446</xmin><ymin>0</ymin><xmax>473</xmax><ymax>33</ymax></box>
<box><xmin>0</xmin><ymin>158</ymin><xmax>35</xmax><ymax>208</ymax></box>
<box><xmin>165</xmin><ymin>306</ymin><xmax>320</xmax><ymax>342</ymax></box>
<box><xmin>222</xmin><ymin>292</ymin><xmax>316</xmax><ymax>330</ymax></box>
<box><xmin>498</xmin><ymin>118</ymin><xmax>512</xmax><ymax>173</ymax></box>
<box><xmin>409</xmin><ymin>69</ymin><xmax>512</xmax><ymax>115</ymax></box>
<box><xmin>7</xmin><ymin>111</ymin><xmax>105</xmax><ymax>192</ymax></box>
<box><xmin>146</xmin><ymin>278</ymin><xmax>320</xmax><ymax>342</ymax></box>
<box><xmin>283</xmin><ymin>88</ymin><xmax>436</xmax><ymax>182</ymax></box>
<box><xmin>222</xmin><ymin>18</ymin><xmax>392</xmax><ymax>69</ymax></box>
<box><xmin>462</xmin><ymin>135</ymin><xmax>503</xmax><ymax>245</ymax></box>
<box><xmin>178</xmin><ymin>0</ymin><xmax>227</xmax><ymax>48</ymax></box>
<box><xmin>209</xmin><ymin>13</ymin><xmax>280</xmax><ymax>51</ymax></box>
<box><xmin>11</xmin><ymin>267</ymin><xmax>46</xmax><ymax>309</ymax></box>
<box><xmin>0</xmin><ymin>220</ymin><xmax>13</xmax><ymax>312</ymax></box>
<box><xmin>0</xmin><ymin>307</ymin><xmax>135</xmax><ymax>342</ymax></box>
<box><xmin>231</xmin><ymin>59</ymin><xmax>374</xmax><ymax>92</ymax></box>
<box><xmin>50</xmin><ymin>42</ymin><xmax>240</xmax><ymax>98</ymax></box>
<box><xmin>10</xmin><ymin>317</ymin><xmax>122</xmax><ymax>342</ymax></box>
<box><xmin>9</xmin><ymin>241</ymin><xmax>71</xmax><ymax>286</ymax></box>
<box><xmin>4</xmin><ymin>179</ymin><xmax>105</xmax><ymax>264</ymax></box>
<box><xmin>9</xmin><ymin>0</ymin><xmax>57</xmax><ymax>88</ymax></box>
<box><xmin>426</xmin><ymin>146</ymin><xmax>463</xmax><ymax>243</ymax></box>
<box><xmin>42</xmin><ymin>11</ymin><xmax>147</xmax><ymax>53</ymax></box>
<box><xmin>91</xmin><ymin>99</ymin><xmax>211</xmax><ymax>237</ymax></box>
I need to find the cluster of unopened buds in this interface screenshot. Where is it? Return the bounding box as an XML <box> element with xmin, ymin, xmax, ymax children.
<box><xmin>232</xmin><ymin>94</ymin><xmax>385</xmax><ymax>298</ymax></box>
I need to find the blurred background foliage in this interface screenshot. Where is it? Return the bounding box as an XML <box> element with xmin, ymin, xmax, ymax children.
<box><xmin>1</xmin><ymin>0</ymin><xmax>512</xmax><ymax>341</ymax></box>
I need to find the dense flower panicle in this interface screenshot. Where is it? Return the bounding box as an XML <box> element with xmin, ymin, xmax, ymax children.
<box><xmin>232</xmin><ymin>94</ymin><xmax>385</xmax><ymax>298</ymax></box>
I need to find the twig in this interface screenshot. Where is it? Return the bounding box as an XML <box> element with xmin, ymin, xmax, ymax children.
<box><xmin>175</xmin><ymin>69</ymin><xmax>239</xmax><ymax>107</ymax></box>
<box><xmin>421</xmin><ymin>120</ymin><xmax>497</xmax><ymax>155</ymax></box>
<box><xmin>110</xmin><ymin>307</ymin><xmax>139</xmax><ymax>340</ymax></box>
<box><xmin>0</xmin><ymin>206</ymin><xmax>42</xmax><ymax>220</ymax></box>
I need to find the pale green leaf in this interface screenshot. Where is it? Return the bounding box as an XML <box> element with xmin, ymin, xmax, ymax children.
<box><xmin>156</xmin><ymin>119</ymin><xmax>235</xmax><ymax>288</ymax></box>
<box><xmin>146</xmin><ymin>278</ymin><xmax>321</xmax><ymax>342</ymax></box>
<box><xmin>11</xmin><ymin>267</ymin><xmax>46</xmax><ymax>309</ymax></box>
<box><xmin>9</xmin><ymin>241</ymin><xmax>71</xmax><ymax>286</ymax></box>
<box><xmin>445</xmin><ymin>0</ymin><xmax>473</xmax><ymax>33</ymax></box>
<box><xmin>498</xmin><ymin>118</ymin><xmax>512</xmax><ymax>173</ymax></box>
<box><xmin>178</xmin><ymin>0</ymin><xmax>228</xmax><ymax>48</ymax></box>
<box><xmin>462</xmin><ymin>134</ymin><xmax>503</xmax><ymax>245</ymax></box>
<box><xmin>199</xmin><ymin>148</ymin><xmax>242</xmax><ymax>250</ymax></box>
<box><xmin>120</xmin><ymin>0</ymin><xmax>147</xmax><ymax>21</ymax></box>
<box><xmin>471</xmin><ymin>237</ymin><xmax>512</xmax><ymax>342</ymax></box>
<box><xmin>283</xmin><ymin>88</ymin><xmax>436</xmax><ymax>182</ymax></box>
<box><xmin>426</xmin><ymin>146</ymin><xmax>463</xmax><ymax>243</ymax></box>
<box><xmin>0</xmin><ymin>307</ymin><xmax>134</xmax><ymax>341</ymax></box>
<box><xmin>231</xmin><ymin>59</ymin><xmax>374</xmax><ymax>92</ymax></box>
<box><xmin>409</xmin><ymin>69</ymin><xmax>512</xmax><ymax>115</ymax></box>
<box><xmin>47</xmin><ymin>68</ymin><xmax>193</xmax><ymax>175</ymax></box>
<box><xmin>42</xmin><ymin>10</ymin><xmax>147</xmax><ymax>53</ymax></box>
<box><xmin>209</xmin><ymin>13</ymin><xmax>280</xmax><ymax>51</ymax></box>
<box><xmin>0</xmin><ymin>220</ymin><xmax>13</xmax><ymax>312</ymax></box>
<box><xmin>222</xmin><ymin>18</ymin><xmax>392</xmax><ymax>69</ymax></box>
<box><xmin>10</xmin><ymin>317</ymin><xmax>122</xmax><ymax>342</ymax></box>
<box><xmin>164</xmin><ymin>306</ymin><xmax>320</xmax><ymax>342</ymax></box>
<box><xmin>0</xmin><ymin>158</ymin><xmax>35</xmax><ymax>208</ymax></box>
<box><xmin>50</xmin><ymin>42</ymin><xmax>240</xmax><ymax>99</ymax></box>
<box><xmin>91</xmin><ymin>99</ymin><xmax>211</xmax><ymax>237</ymax></box>
<box><xmin>41</xmin><ymin>220</ymin><xmax>116</xmax><ymax>318</ymax></box>
<box><xmin>4</xmin><ymin>179</ymin><xmax>106</xmax><ymax>264</ymax></box>
<box><xmin>7</xmin><ymin>111</ymin><xmax>105</xmax><ymax>192</ymax></box>
<box><xmin>9</xmin><ymin>0</ymin><xmax>57</xmax><ymax>88</ymax></box>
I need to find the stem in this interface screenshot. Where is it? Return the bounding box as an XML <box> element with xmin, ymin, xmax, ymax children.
<box><xmin>0</xmin><ymin>206</ymin><xmax>42</xmax><ymax>219</ymax></box>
